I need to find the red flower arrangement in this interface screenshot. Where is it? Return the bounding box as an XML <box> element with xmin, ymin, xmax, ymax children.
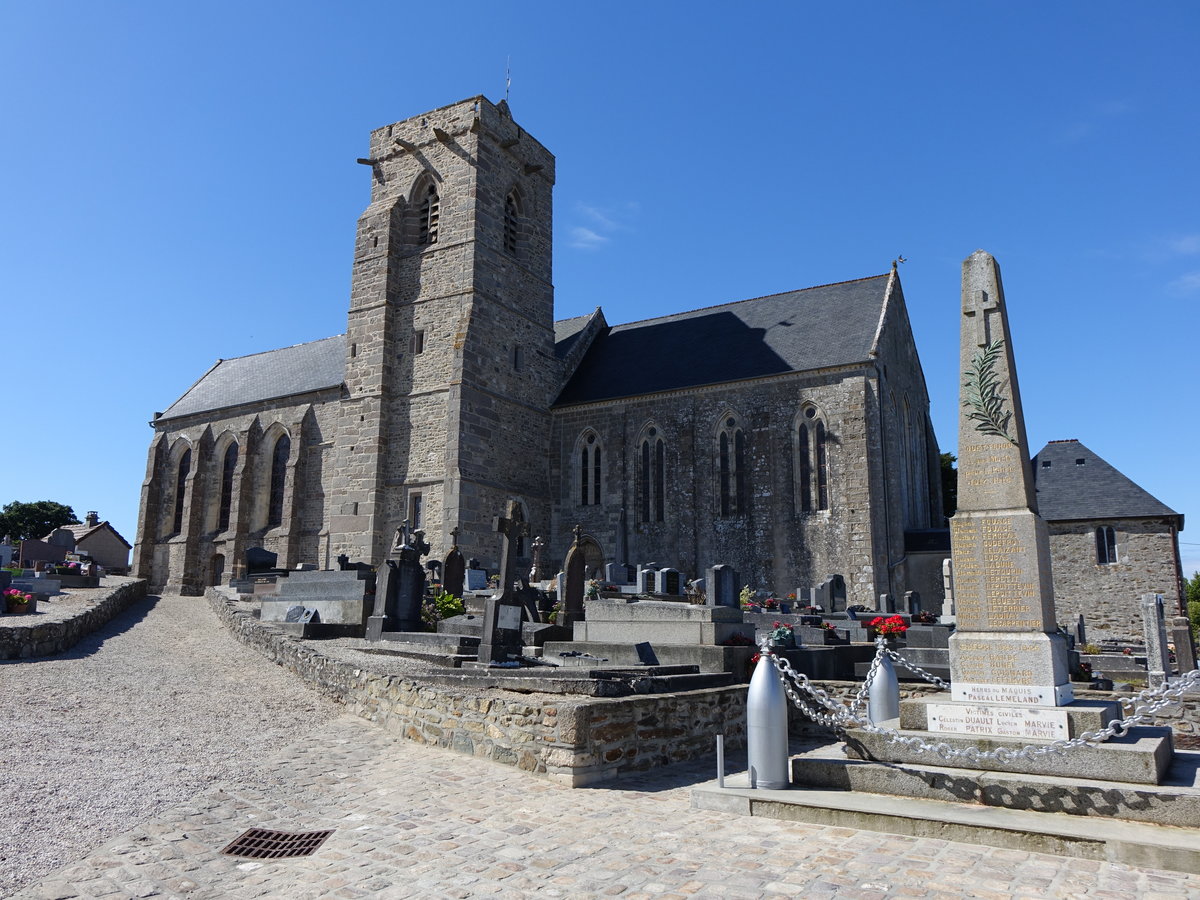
<box><xmin>868</xmin><ymin>615</ymin><xmax>908</xmax><ymax>636</ymax></box>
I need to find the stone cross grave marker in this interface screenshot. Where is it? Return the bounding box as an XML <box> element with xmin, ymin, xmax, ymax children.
<box><xmin>561</xmin><ymin>525</ymin><xmax>587</xmax><ymax>628</ymax></box>
<box><xmin>477</xmin><ymin>501</ymin><xmax>529</xmax><ymax>664</ymax></box>
<box><xmin>945</xmin><ymin>250</ymin><xmax>1072</xmax><ymax>726</ymax></box>
<box><xmin>529</xmin><ymin>535</ymin><xmax>547</xmax><ymax>583</ymax></box>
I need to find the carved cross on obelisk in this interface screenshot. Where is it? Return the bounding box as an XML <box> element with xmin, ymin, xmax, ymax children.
<box><xmin>962</xmin><ymin>289</ymin><xmax>1001</xmax><ymax>348</ymax></box>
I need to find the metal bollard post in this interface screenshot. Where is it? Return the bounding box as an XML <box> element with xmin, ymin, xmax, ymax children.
<box><xmin>716</xmin><ymin>734</ymin><xmax>725</xmax><ymax>788</ymax></box>
<box><xmin>746</xmin><ymin>648</ymin><xmax>790</xmax><ymax>789</ymax></box>
<box><xmin>866</xmin><ymin>643</ymin><xmax>900</xmax><ymax>724</ymax></box>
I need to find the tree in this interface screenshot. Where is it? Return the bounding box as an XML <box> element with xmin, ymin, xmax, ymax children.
<box><xmin>0</xmin><ymin>500</ymin><xmax>80</xmax><ymax>541</ymax></box>
<box><xmin>1186</xmin><ymin>571</ymin><xmax>1200</xmax><ymax>606</ymax></box>
<box><xmin>940</xmin><ymin>453</ymin><xmax>957</xmax><ymax>521</ymax></box>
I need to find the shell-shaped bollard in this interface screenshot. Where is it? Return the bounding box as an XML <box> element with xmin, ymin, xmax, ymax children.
<box><xmin>866</xmin><ymin>651</ymin><xmax>900</xmax><ymax>724</ymax></box>
<box><xmin>746</xmin><ymin>653</ymin><xmax>790</xmax><ymax>789</ymax></box>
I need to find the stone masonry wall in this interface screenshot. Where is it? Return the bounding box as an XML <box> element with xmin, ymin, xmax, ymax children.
<box><xmin>206</xmin><ymin>590</ymin><xmax>746</xmax><ymax>786</ymax></box>
<box><xmin>0</xmin><ymin>578</ymin><xmax>147</xmax><ymax>659</ymax></box>
<box><xmin>1049</xmin><ymin>517</ymin><xmax>1184</xmax><ymax>642</ymax></box>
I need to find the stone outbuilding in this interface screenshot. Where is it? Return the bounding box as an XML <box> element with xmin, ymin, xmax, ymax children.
<box><xmin>1032</xmin><ymin>439</ymin><xmax>1185</xmax><ymax>640</ymax></box>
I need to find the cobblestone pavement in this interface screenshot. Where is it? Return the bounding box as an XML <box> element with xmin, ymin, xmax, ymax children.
<box><xmin>17</xmin><ymin>714</ymin><xmax>1200</xmax><ymax>900</ymax></box>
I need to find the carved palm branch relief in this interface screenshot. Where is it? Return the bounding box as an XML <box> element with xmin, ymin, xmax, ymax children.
<box><xmin>962</xmin><ymin>339</ymin><xmax>1017</xmax><ymax>446</ymax></box>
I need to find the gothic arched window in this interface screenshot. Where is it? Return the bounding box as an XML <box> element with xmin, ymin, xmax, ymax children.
<box><xmin>578</xmin><ymin>431</ymin><xmax>603</xmax><ymax>507</ymax></box>
<box><xmin>718</xmin><ymin>417</ymin><xmax>746</xmax><ymax>517</ymax></box>
<box><xmin>419</xmin><ymin>184</ymin><xmax>440</xmax><ymax>245</ymax></box>
<box><xmin>218</xmin><ymin>442</ymin><xmax>238</xmax><ymax>532</ymax></box>
<box><xmin>504</xmin><ymin>191</ymin><xmax>520</xmax><ymax>255</ymax></box>
<box><xmin>1096</xmin><ymin>526</ymin><xmax>1118</xmax><ymax>565</ymax></box>
<box><xmin>267</xmin><ymin>434</ymin><xmax>290</xmax><ymax>528</ymax></box>
<box><xmin>638</xmin><ymin>427</ymin><xmax>665</xmax><ymax>523</ymax></box>
<box><xmin>796</xmin><ymin>406</ymin><xmax>829</xmax><ymax>512</ymax></box>
<box><xmin>172</xmin><ymin>448</ymin><xmax>191</xmax><ymax>534</ymax></box>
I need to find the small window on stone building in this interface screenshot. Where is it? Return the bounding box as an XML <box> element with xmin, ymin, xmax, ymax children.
<box><xmin>1096</xmin><ymin>526</ymin><xmax>1118</xmax><ymax>565</ymax></box>
<box><xmin>411</xmin><ymin>330</ymin><xmax>425</xmax><ymax>355</ymax></box>
<box><xmin>267</xmin><ymin>434</ymin><xmax>290</xmax><ymax>529</ymax></box>
<box><xmin>504</xmin><ymin>192</ymin><xmax>519</xmax><ymax>255</ymax></box>
<box><xmin>1076</xmin><ymin>458</ymin><xmax>1086</xmax><ymax>466</ymax></box>
<box><xmin>579</xmin><ymin>432</ymin><xmax>603</xmax><ymax>507</ymax></box>
<box><xmin>218</xmin><ymin>442</ymin><xmax>238</xmax><ymax>532</ymax></box>
<box><xmin>796</xmin><ymin>407</ymin><xmax>829</xmax><ymax>513</ymax></box>
<box><xmin>419</xmin><ymin>184</ymin><xmax>440</xmax><ymax>245</ymax></box>
<box><xmin>409</xmin><ymin>492</ymin><xmax>423</xmax><ymax>530</ymax></box>
<box><xmin>638</xmin><ymin>428</ymin><xmax>665</xmax><ymax>523</ymax></box>
<box><xmin>172</xmin><ymin>449</ymin><xmax>191</xmax><ymax>534</ymax></box>
<box><xmin>513</xmin><ymin>344</ymin><xmax>523</xmax><ymax>371</ymax></box>
<box><xmin>718</xmin><ymin>417</ymin><xmax>746</xmax><ymax>517</ymax></box>
<box><xmin>1042</xmin><ymin>460</ymin><xmax>1052</xmax><ymax>468</ymax></box>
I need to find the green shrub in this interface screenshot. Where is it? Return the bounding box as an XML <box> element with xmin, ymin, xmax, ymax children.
<box><xmin>1188</xmin><ymin>600</ymin><xmax>1200</xmax><ymax>643</ymax></box>
<box><xmin>422</xmin><ymin>591</ymin><xmax>465</xmax><ymax>630</ymax></box>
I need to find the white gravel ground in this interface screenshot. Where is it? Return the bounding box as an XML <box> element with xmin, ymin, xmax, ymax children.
<box><xmin>0</xmin><ymin>592</ymin><xmax>341</xmax><ymax>897</ymax></box>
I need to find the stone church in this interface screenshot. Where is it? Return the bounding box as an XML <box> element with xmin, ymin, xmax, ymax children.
<box><xmin>133</xmin><ymin>96</ymin><xmax>944</xmax><ymax>603</ymax></box>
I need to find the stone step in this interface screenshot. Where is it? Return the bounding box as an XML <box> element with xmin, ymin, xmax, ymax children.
<box><xmin>844</xmin><ymin>723</ymin><xmax>1173</xmax><ymax>785</ymax></box>
<box><xmin>691</xmin><ymin>769</ymin><xmax>1200</xmax><ymax>875</ymax></box>
<box><xmin>787</xmin><ymin>740</ymin><xmax>1200</xmax><ymax>828</ymax></box>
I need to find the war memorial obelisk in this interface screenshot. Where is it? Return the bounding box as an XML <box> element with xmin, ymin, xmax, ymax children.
<box><xmin>942</xmin><ymin>249</ymin><xmax>1074</xmax><ymax>733</ymax></box>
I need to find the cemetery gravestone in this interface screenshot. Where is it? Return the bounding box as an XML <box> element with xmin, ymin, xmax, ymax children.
<box><xmin>477</xmin><ymin>501</ymin><xmax>529</xmax><ymax>664</ymax></box>
<box><xmin>443</xmin><ymin>527</ymin><xmax>466</xmax><ymax>599</ymax></box>
<box><xmin>659</xmin><ymin>568</ymin><xmax>682</xmax><ymax>596</ymax></box>
<box><xmin>637</xmin><ymin>564</ymin><xmax>658</xmax><ymax>594</ymax></box>
<box><xmin>707</xmin><ymin>564</ymin><xmax>739</xmax><ymax>608</ymax></box>
<box><xmin>1141</xmin><ymin>593</ymin><xmax>1171</xmax><ymax>688</ymax></box>
<box><xmin>940</xmin><ymin>558</ymin><xmax>956</xmax><ymax>621</ymax></box>
<box><xmin>560</xmin><ymin>525</ymin><xmax>587</xmax><ymax>628</ymax></box>
<box><xmin>905</xmin><ymin>591</ymin><xmax>921</xmax><ymax>616</ymax></box>
<box><xmin>366</xmin><ymin>524</ymin><xmax>429</xmax><ymax>638</ymax></box>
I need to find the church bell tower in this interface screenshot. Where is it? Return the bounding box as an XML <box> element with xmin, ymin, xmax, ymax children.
<box><xmin>332</xmin><ymin>97</ymin><xmax>557</xmax><ymax>568</ymax></box>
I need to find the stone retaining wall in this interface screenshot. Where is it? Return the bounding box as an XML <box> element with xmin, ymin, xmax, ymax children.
<box><xmin>205</xmin><ymin>589</ymin><xmax>1200</xmax><ymax>784</ymax></box>
<box><xmin>206</xmin><ymin>590</ymin><xmax>748</xmax><ymax>786</ymax></box>
<box><xmin>0</xmin><ymin>578</ymin><xmax>148</xmax><ymax>659</ymax></box>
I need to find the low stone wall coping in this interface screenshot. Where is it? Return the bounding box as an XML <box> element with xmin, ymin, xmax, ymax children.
<box><xmin>0</xmin><ymin>578</ymin><xmax>148</xmax><ymax>659</ymax></box>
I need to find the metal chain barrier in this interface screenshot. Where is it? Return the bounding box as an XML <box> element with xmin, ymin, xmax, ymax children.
<box><xmin>766</xmin><ymin>637</ymin><xmax>1200</xmax><ymax>764</ymax></box>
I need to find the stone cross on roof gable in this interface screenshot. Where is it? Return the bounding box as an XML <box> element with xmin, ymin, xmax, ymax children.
<box><xmin>963</xmin><ymin>289</ymin><xmax>1001</xmax><ymax>348</ymax></box>
<box><xmin>493</xmin><ymin>502</ymin><xmax>529</xmax><ymax>595</ymax></box>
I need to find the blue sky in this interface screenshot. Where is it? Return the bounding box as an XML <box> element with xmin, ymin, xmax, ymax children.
<box><xmin>2</xmin><ymin>2</ymin><xmax>1198</xmax><ymax>577</ymax></box>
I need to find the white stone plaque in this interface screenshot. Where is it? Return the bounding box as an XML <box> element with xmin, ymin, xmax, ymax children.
<box><xmin>497</xmin><ymin>604</ymin><xmax>522</xmax><ymax>631</ymax></box>
<box><xmin>950</xmin><ymin>681</ymin><xmax>1073</xmax><ymax>706</ymax></box>
<box><xmin>928</xmin><ymin>703</ymin><xmax>1069</xmax><ymax>740</ymax></box>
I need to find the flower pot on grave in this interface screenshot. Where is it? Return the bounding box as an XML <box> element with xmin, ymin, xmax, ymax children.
<box><xmin>6</xmin><ymin>599</ymin><xmax>31</xmax><ymax>615</ymax></box>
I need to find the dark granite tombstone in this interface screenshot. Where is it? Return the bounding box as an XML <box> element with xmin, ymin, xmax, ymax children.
<box><xmin>477</xmin><ymin>501</ymin><xmax>530</xmax><ymax>664</ymax></box>
<box><xmin>905</xmin><ymin>590</ymin><xmax>922</xmax><ymax>615</ymax></box>
<box><xmin>817</xmin><ymin>574</ymin><xmax>847</xmax><ymax>612</ymax></box>
<box><xmin>443</xmin><ymin>527</ymin><xmax>466</xmax><ymax>599</ymax></box>
<box><xmin>561</xmin><ymin>525</ymin><xmax>587</xmax><ymax>628</ymax></box>
<box><xmin>659</xmin><ymin>568</ymin><xmax>682</xmax><ymax>596</ymax></box>
<box><xmin>706</xmin><ymin>564</ymin><xmax>739</xmax><ymax>608</ymax></box>
<box><xmin>877</xmin><ymin>592</ymin><xmax>895</xmax><ymax>614</ymax></box>
<box><xmin>366</xmin><ymin>524</ymin><xmax>430</xmax><ymax>640</ymax></box>
<box><xmin>1075</xmin><ymin>614</ymin><xmax>1087</xmax><ymax>648</ymax></box>
<box><xmin>245</xmin><ymin>547</ymin><xmax>278</xmax><ymax>575</ymax></box>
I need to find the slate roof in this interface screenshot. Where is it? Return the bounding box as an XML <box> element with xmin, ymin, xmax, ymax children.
<box><xmin>1031</xmin><ymin>439</ymin><xmax>1182</xmax><ymax>527</ymax></box>
<box><xmin>159</xmin><ymin>336</ymin><xmax>345</xmax><ymax>421</ymax></box>
<box><xmin>50</xmin><ymin>521</ymin><xmax>133</xmax><ymax>549</ymax></box>
<box><xmin>553</xmin><ymin>274</ymin><xmax>892</xmax><ymax>406</ymax></box>
<box><xmin>554</xmin><ymin>314</ymin><xmax>595</xmax><ymax>359</ymax></box>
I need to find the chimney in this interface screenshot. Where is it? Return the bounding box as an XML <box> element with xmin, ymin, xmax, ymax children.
<box><xmin>85</xmin><ymin>511</ymin><xmax>99</xmax><ymax>527</ymax></box>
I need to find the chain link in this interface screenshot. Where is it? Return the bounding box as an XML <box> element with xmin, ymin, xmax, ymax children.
<box><xmin>765</xmin><ymin>638</ymin><xmax>1200</xmax><ymax>763</ymax></box>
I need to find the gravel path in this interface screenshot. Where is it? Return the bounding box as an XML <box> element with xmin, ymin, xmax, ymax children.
<box><xmin>0</xmin><ymin>593</ymin><xmax>341</xmax><ymax>897</ymax></box>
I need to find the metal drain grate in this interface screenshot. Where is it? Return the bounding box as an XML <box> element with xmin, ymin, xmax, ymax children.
<box><xmin>222</xmin><ymin>828</ymin><xmax>334</xmax><ymax>859</ymax></box>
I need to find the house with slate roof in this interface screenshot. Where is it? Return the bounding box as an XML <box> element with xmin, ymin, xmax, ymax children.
<box><xmin>1033</xmin><ymin>439</ymin><xmax>1185</xmax><ymax>640</ymax></box>
<box><xmin>133</xmin><ymin>96</ymin><xmax>943</xmax><ymax>602</ymax></box>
